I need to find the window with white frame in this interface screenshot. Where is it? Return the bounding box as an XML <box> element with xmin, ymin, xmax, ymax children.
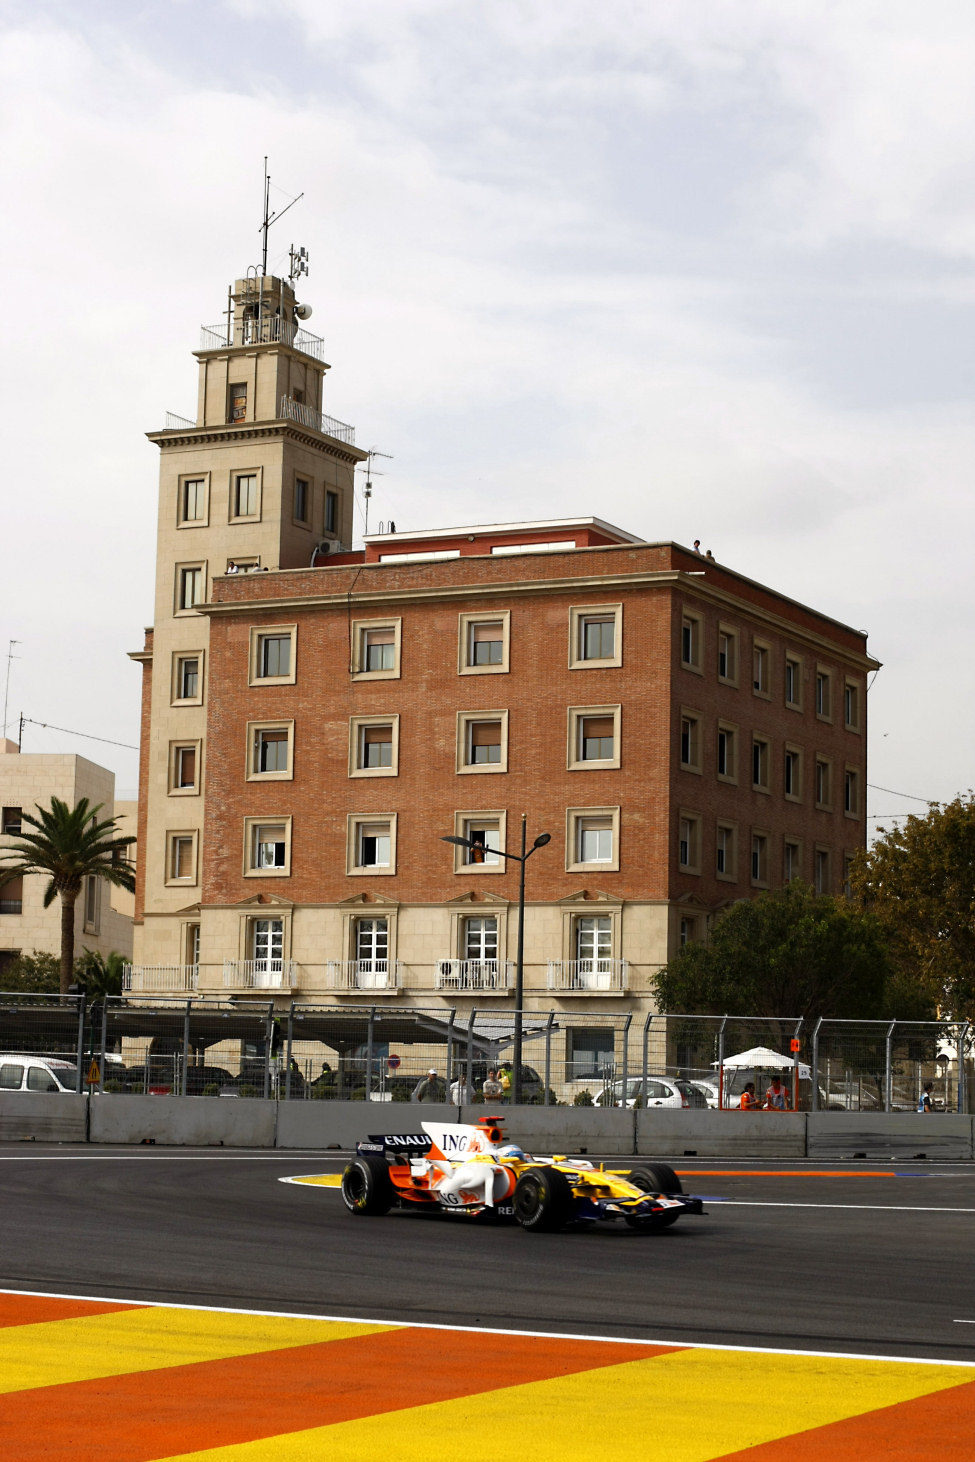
<box><xmin>167</xmin><ymin>832</ymin><xmax>197</xmax><ymax>884</ymax></box>
<box><xmin>464</xmin><ymin>916</ymin><xmax>498</xmax><ymax>963</ymax></box>
<box><xmin>680</xmin><ymin>711</ymin><xmax>701</xmax><ymax>772</ymax></box>
<box><xmin>356</xmin><ymin>917</ymin><xmax>388</xmax><ymax>966</ymax></box>
<box><xmin>176</xmin><ymin>564</ymin><xmax>205</xmax><ymax>612</ymax></box>
<box><xmin>349</xmin><ymin>816</ymin><xmax>395</xmax><ymax>873</ymax></box>
<box><xmin>249</xmin><ymin>821</ymin><xmax>289</xmax><ymax>872</ymax></box>
<box><xmin>173</xmin><ymin>653</ymin><xmax>202</xmax><ymax>703</ymax></box>
<box><xmin>179</xmin><ymin>477</ymin><xmax>207</xmax><ymax>525</ymax></box>
<box><xmin>457</xmin><ymin>712</ymin><xmax>508</xmax><ymax>773</ymax></box>
<box><xmin>250</xmin><ymin>917</ymin><xmax>283</xmax><ymax>970</ymax></box>
<box><xmin>232</xmin><ymin>472</ymin><xmax>259</xmax><ymax>519</ymax></box>
<box><xmin>716</xmin><ymin>723</ymin><xmax>736</xmax><ymax>781</ymax></box>
<box><xmin>250</xmin><ymin>626</ymin><xmax>297</xmax><ymax>685</ymax></box>
<box><xmin>717</xmin><ymin>627</ymin><xmax>738</xmax><ymax>683</ymax></box>
<box><xmin>751</xmin><ymin>831</ymin><xmax>769</xmax><ymax>885</ymax></box>
<box><xmin>358</xmin><ymin>721</ymin><xmax>394</xmax><ymax>771</ymax></box>
<box><xmin>567</xmin><ymin>705</ymin><xmax>621</xmax><ymax>769</ymax></box>
<box><xmin>453</xmin><ymin>814</ymin><xmax>505</xmax><ymax>870</ymax></box>
<box><xmin>785</xmin><ymin>655</ymin><xmax>802</xmax><ymax>709</ymax></box>
<box><xmin>352</xmin><ymin>619</ymin><xmax>401</xmax><ymax>680</ymax></box>
<box><xmin>250</xmin><ymin>724</ymin><xmax>292</xmax><ymax>778</ymax></box>
<box><xmin>170</xmin><ymin>742</ymin><xmax>200</xmax><ymax>793</ymax></box>
<box><xmin>578</xmin><ymin>815</ymin><xmax>613</xmax><ymax>864</ymax></box>
<box><xmin>468</xmin><ymin>620</ymin><xmax>504</xmax><ymax>666</ymax></box>
<box><xmin>575</xmin><ymin>915</ymin><xmax>612</xmax><ymax>968</ymax></box>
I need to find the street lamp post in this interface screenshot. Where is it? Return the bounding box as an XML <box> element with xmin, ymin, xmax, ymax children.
<box><xmin>442</xmin><ymin>814</ymin><xmax>551</xmax><ymax>1106</ymax></box>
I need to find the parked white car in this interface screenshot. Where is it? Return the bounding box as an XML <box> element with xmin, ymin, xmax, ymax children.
<box><xmin>595</xmin><ymin>1076</ymin><xmax>706</xmax><ymax>1109</ymax></box>
<box><xmin>0</xmin><ymin>1055</ymin><xmax>79</xmax><ymax>1094</ymax></box>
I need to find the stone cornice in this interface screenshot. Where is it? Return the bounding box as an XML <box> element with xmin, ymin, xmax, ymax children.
<box><xmin>146</xmin><ymin>421</ymin><xmax>365</xmax><ymax>466</ymax></box>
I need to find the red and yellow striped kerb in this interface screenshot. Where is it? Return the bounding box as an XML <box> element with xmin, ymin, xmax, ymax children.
<box><xmin>1</xmin><ymin>1290</ymin><xmax>973</xmax><ymax>1460</ymax></box>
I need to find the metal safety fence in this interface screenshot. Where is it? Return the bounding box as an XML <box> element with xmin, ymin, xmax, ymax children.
<box><xmin>0</xmin><ymin>994</ymin><xmax>970</xmax><ymax>1112</ymax></box>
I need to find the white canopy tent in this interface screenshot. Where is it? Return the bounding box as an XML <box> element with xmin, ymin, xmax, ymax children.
<box><xmin>715</xmin><ymin>1045</ymin><xmax>811</xmax><ymax>1081</ymax></box>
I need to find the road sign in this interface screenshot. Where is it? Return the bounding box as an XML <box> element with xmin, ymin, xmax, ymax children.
<box><xmin>87</xmin><ymin>1060</ymin><xmax>100</xmax><ymax>1085</ymax></box>
<box><xmin>790</xmin><ymin>1039</ymin><xmax>801</xmax><ymax>1053</ymax></box>
<box><xmin>387</xmin><ymin>1055</ymin><xmax>401</xmax><ymax>1069</ymax></box>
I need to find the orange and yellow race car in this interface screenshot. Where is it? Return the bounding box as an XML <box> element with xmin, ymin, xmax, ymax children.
<box><xmin>340</xmin><ymin>1116</ymin><xmax>704</xmax><ymax>1233</ymax></box>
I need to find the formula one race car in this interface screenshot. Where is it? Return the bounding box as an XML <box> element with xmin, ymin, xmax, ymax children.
<box><xmin>340</xmin><ymin>1116</ymin><xmax>704</xmax><ymax>1233</ymax></box>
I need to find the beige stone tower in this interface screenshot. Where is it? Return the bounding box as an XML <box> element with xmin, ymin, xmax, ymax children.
<box><xmin>130</xmin><ymin>270</ymin><xmax>367</xmax><ymax>991</ymax></box>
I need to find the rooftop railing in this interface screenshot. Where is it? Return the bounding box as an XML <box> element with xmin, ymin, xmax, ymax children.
<box><xmin>200</xmin><ymin>318</ymin><xmax>326</xmax><ymax>362</ymax></box>
<box><xmin>278</xmin><ymin>395</ymin><xmax>356</xmax><ymax>445</ymax></box>
<box><xmin>123</xmin><ymin>964</ymin><xmax>199</xmax><ymax>993</ymax></box>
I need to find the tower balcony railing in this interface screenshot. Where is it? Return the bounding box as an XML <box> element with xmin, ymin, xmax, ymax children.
<box><xmin>123</xmin><ymin>963</ymin><xmax>199</xmax><ymax>993</ymax></box>
<box><xmin>547</xmin><ymin>958</ymin><xmax>628</xmax><ymax>993</ymax></box>
<box><xmin>325</xmin><ymin>959</ymin><xmax>402</xmax><ymax>993</ymax></box>
<box><xmin>163</xmin><ymin>412</ymin><xmax>197</xmax><ymax>431</ymax></box>
<box><xmin>435</xmin><ymin>958</ymin><xmax>513</xmax><ymax>992</ymax></box>
<box><xmin>200</xmin><ymin>318</ymin><xmax>326</xmax><ymax>361</ymax></box>
<box><xmin>278</xmin><ymin>395</ymin><xmax>356</xmax><ymax>445</ymax></box>
<box><xmin>223</xmin><ymin>958</ymin><xmax>298</xmax><ymax>991</ymax></box>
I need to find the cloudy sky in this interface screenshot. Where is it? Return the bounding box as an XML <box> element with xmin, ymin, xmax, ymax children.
<box><xmin>1</xmin><ymin>0</ymin><xmax>973</xmax><ymax>827</ymax></box>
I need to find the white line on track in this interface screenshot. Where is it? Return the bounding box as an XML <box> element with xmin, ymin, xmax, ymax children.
<box><xmin>710</xmin><ymin>1199</ymin><xmax>975</xmax><ymax>1213</ymax></box>
<box><xmin>0</xmin><ymin>1285</ymin><xmax>971</xmax><ymax>1369</ymax></box>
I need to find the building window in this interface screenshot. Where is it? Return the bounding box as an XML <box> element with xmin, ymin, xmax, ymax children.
<box><xmin>1</xmin><ymin>806</ymin><xmax>22</xmax><ymax>835</ymax></box>
<box><xmin>293</xmin><ymin>477</ymin><xmax>309</xmax><ymax>524</ymax></box>
<box><xmin>249</xmin><ymin>626</ymin><xmax>297</xmax><ymax>685</ymax></box>
<box><xmin>815</xmin><ymin>847</ymin><xmax>830</xmax><ymax>894</ymax></box>
<box><xmin>348</xmin><ymin>815</ymin><xmax>396</xmax><ymax>874</ymax></box>
<box><xmin>717</xmin><ymin>627</ymin><xmax>738</xmax><ymax>684</ymax></box>
<box><xmin>815</xmin><ymin>669</ymin><xmax>832</xmax><ymax>720</ymax></box>
<box><xmin>844</xmin><ymin>680</ymin><xmax>860</xmax><ymax>732</ymax></box>
<box><xmin>784</xmin><ymin>746</ymin><xmax>801</xmax><ymax>801</ymax></box>
<box><xmin>248</xmin><ymin>723</ymin><xmax>294</xmax><ymax>780</ymax></box>
<box><xmin>0</xmin><ymin>875</ymin><xmax>23</xmax><ymax>914</ymax></box>
<box><xmin>753</xmin><ymin>642</ymin><xmax>770</xmax><ymax>696</ymax></box>
<box><xmin>350</xmin><ymin>717</ymin><xmax>399</xmax><ymax>778</ymax></box>
<box><xmin>232</xmin><ymin>472</ymin><xmax>260</xmax><ymax>520</ymax></box>
<box><xmin>815</xmin><ymin>757</ymin><xmax>831</xmax><ymax>809</ymax></box>
<box><xmin>356</xmin><ymin>917</ymin><xmax>389</xmax><ymax>969</ymax></box>
<box><xmin>185</xmin><ymin>922</ymin><xmax>201</xmax><ymax>969</ymax></box>
<box><xmin>166</xmin><ymin>831</ymin><xmax>198</xmax><ymax>885</ymax></box>
<box><xmin>176</xmin><ymin>563</ymin><xmax>205</xmax><ymax>612</ymax></box>
<box><xmin>567</xmin><ymin>705</ymin><xmax>621</xmax><ymax>770</ymax></box>
<box><xmin>566</xmin><ymin>1026</ymin><xmax>616</xmax><ymax>1081</ymax></box>
<box><xmin>169</xmin><ymin>741</ymin><xmax>200</xmax><ymax>794</ymax></box>
<box><xmin>83</xmin><ymin>875</ymin><xmax>100</xmax><ymax>934</ymax></box>
<box><xmin>844</xmin><ymin>767</ymin><xmax>859</xmax><ymax>817</ymax></box>
<box><xmin>249</xmin><ymin>917</ymin><xmax>284</xmax><ymax>974</ymax></box>
<box><xmin>245</xmin><ymin>818</ymin><xmax>291</xmax><ymax>876</ymax></box>
<box><xmin>680</xmin><ymin>612</ymin><xmax>702</xmax><ymax>671</ymax></box>
<box><xmin>679</xmin><ymin>916</ymin><xmax>698</xmax><ymax>947</ymax></box>
<box><xmin>351</xmin><ymin>618</ymin><xmax>402</xmax><ymax>680</ymax></box>
<box><xmin>785</xmin><ymin>656</ymin><xmax>802</xmax><ymax>710</ymax></box>
<box><xmin>569</xmin><ymin>604</ymin><xmax>623</xmax><ymax>669</ymax></box>
<box><xmin>451</xmin><ymin>813</ymin><xmax>506</xmax><ymax>872</ymax></box>
<box><xmin>678</xmin><ymin>813</ymin><xmax>701</xmax><ymax>873</ymax></box>
<box><xmin>178</xmin><ymin>477</ymin><xmax>207</xmax><ymax>525</ymax></box>
<box><xmin>751</xmin><ymin>832</ymin><xmax>769</xmax><ymax>886</ymax></box>
<box><xmin>172</xmin><ymin>653</ymin><xmax>202</xmax><ymax>704</ymax></box>
<box><xmin>752</xmin><ymin>736</ymin><xmax>770</xmax><ymax>791</ymax></box>
<box><xmin>566</xmin><ymin>806</ymin><xmax>620</xmax><ymax>872</ymax></box>
<box><xmin>716</xmin><ymin>822</ymin><xmax>736</xmax><ymax>880</ymax></box>
<box><xmin>459</xmin><ymin>611</ymin><xmax>510</xmax><ymax>675</ymax></box>
<box><xmin>325</xmin><ymin>490</ymin><xmax>338</xmax><ymax>535</ymax></box>
<box><xmin>716</xmin><ymin>723</ymin><xmax>737</xmax><ymax>782</ymax></box>
<box><xmin>575</xmin><ymin>915</ymin><xmax>612</xmax><ymax>968</ymax></box>
<box><xmin>228</xmin><ymin>382</ymin><xmax>247</xmax><ymax>422</ymax></box>
<box><xmin>680</xmin><ymin>711</ymin><xmax>701</xmax><ymax>772</ymax></box>
<box><xmin>463</xmin><ymin>916</ymin><xmax>498</xmax><ymax>965</ymax></box>
<box><xmin>843</xmin><ymin>854</ymin><xmax>855</xmax><ymax>897</ymax></box>
<box><xmin>784</xmin><ymin>839</ymin><xmax>801</xmax><ymax>884</ymax></box>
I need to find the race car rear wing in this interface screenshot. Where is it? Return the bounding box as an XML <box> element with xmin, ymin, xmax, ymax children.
<box><xmin>360</xmin><ymin>1132</ymin><xmax>433</xmax><ymax>1159</ymax></box>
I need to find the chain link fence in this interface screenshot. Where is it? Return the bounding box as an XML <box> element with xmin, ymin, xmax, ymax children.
<box><xmin>0</xmin><ymin>995</ymin><xmax>970</xmax><ymax>1111</ymax></box>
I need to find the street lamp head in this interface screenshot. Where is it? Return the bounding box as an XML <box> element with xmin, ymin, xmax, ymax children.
<box><xmin>532</xmin><ymin>833</ymin><xmax>552</xmax><ymax>849</ymax></box>
<box><xmin>441</xmin><ymin>835</ymin><xmax>473</xmax><ymax>848</ymax></box>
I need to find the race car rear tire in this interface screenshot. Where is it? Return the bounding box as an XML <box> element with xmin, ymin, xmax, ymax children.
<box><xmin>624</xmin><ymin>1165</ymin><xmax>682</xmax><ymax>1231</ymax></box>
<box><xmin>513</xmin><ymin>1167</ymin><xmax>573</xmax><ymax>1232</ymax></box>
<box><xmin>341</xmin><ymin>1154</ymin><xmax>395</xmax><ymax>1216</ymax></box>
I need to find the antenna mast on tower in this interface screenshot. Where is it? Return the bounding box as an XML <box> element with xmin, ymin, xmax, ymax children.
<box><xmin>2</xmin><ymin>640</ymin><xmax>20</xmax><ymax>741</ymax></box>
<box><xmin>358</xmin><ymin>451</ymin><xmax>394</xmax><ymax>538</ymax></box>
<box><xmin>259</xmin><ymin>157</ymin><xmax>304</xmax><ymax>274</ymax></box>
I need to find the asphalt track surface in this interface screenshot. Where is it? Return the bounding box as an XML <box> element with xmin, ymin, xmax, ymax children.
<box><xmin>2</xmin><ymin>1145</ymin><xmax>975</xmax><ymax>1363</ymax></box>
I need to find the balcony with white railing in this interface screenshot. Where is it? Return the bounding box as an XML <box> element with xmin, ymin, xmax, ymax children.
<box><xmin>163</xmin><ymin>411</ymin><xmax>197</xmax><ymax>431</ymax></box>
<box><xmin>435</xmin><ymin>958</ymin><xmax>513</xmax><ymax>993</ymax></box>
<box><xmin>325</xmin><ymin>959</ymin><xmax>402</xmax><ymax>993</ymax></box>
<box><xmin>223</xmin><ymin>959</ymin><xmax>298</xmax><ymax>991</ymax></box>
<box><xmin>278</xmin><ymin>395</ymin><xmax>356</xmax><ymax>445</ymax></box>
<box><xmin>547</xmin><ymin>959</ymin><xmax>628</xmax><ymax>993</ymax></box>
<box><xmin>123</xmin><ymin>964</ymin><xmax>199</xmax><ymax>994</ymax></box>
<box><xmin>200</xmin><ymin>318</ymin><xmax>327</xmax><ymax>361</ymax></box>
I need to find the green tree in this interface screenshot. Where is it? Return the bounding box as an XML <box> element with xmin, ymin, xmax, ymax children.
<box><xmin>0</xmin><ymin>798</ymin><xmax>135</xmax><ymax>996</ymax></box>
<box><xmin>73</xmin><ymin>948</ymin><xmax>127</xmax><ymax>1001</ymax></box>
<box><xmin>850</xmin><ymin>794</ymin><xmax>975</xmax><ymax>1021</ymax></box>
<box><xmin>652</xmin><ymin>881</ymin><xmax>902</xmax><ymax>1022</ymax></box>
<box><xmin>0</xmin><ymin>950</ymin><xmax>60</xmax><ymax>993</ymax></box>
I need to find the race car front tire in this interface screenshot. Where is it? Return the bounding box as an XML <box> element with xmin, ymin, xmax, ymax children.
<box><xmin>623</xmin><ymin>1164</ymin><xmax>682</xmax><ymax>1231</ymax></box>
<box><xmin>341</xmin><ymin>1154</ymin><xmax>395</xmax><ymax>1215</ymax></box>
<box><xmin>513</xmin><ymin>1167</ymin><xmax>573</xmax><ymax>1232</ymax></box>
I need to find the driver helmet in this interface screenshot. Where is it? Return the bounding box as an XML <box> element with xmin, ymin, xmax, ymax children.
<box><xmin>497</xmin><ymin>1143</ymin><xmax>527</xmax><ymax>1161</ymax></box>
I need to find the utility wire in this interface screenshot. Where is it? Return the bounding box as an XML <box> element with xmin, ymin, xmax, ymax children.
<box><xmin>21</xmin><ymin>717</ymin><xmax>138</xmax><ymax>752</ymax></box>
<box><xmin>867</xmin><ymin>782</ymin><xmax>938</xmax><ymax>804</ymax></box>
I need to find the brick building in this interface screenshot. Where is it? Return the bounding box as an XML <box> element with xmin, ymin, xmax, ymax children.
<box><xmin>130</xmin><ymin>267</ymin><xmax>877</xmax><ymax>1020</ymax></box>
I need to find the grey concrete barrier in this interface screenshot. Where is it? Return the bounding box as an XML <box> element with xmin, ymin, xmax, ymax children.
<box><xmin>0</xmin><ymin>1093</ymin><xmax>87</xmax><ymax>1144</ymax></box>
<box><xmin>276</xmin><ymin>1100</ymin><xmax>460</xmax><ymax>1149</ymax></box>
<box><xmin>89</xmin><ymin>1094</ymin><xmax>277</xmax><ymax>1147</ymax></box>
<box><xmin>636</xmin><ymin>1110</ymin><xmax>807</xmax><ymax>1158</ymax></box>
<box><xmin>459</xmin><ymin>1104</ymin><xmax>636</xmax><ymax>1155</ymax></box>
<box><xmin>807</xmin><ymin>1112</ymin><xmax>974</xmax><ymax>1161</ymax></box>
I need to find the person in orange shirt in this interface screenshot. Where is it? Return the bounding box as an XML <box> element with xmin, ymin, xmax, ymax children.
<box><xmin>738</xmin><ymin>1081</ymin><xmax>759</xmax><ymax>1111</ymax></box>
<box><xmin>764</xmin><ymin>1073</ymin><xmax>790</xmax><ymax>1110</ymax></box>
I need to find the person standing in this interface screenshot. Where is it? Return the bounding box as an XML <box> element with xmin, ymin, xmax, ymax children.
<box><xmin>450</xmin><ymin>1075</ymin><xmax>471</xmax><ymax>1104</ymax></box>
<box><xmin>412</xmin><ymin>1068</ymin><xmax>443</xmax><ymax>1102</ymax></box>
<box><xmin>918</xmin><ymin>1081</ymin><xmax>934</xmax><ymax>1113</ymax></box>
<box><xmin>763</xmin><ymin>1073</ymin><xmax>789</xmax><ymax>1110</ymax></box>
<box><xmin>482</xmin><ymin>1068</ymin><xmax>503</xmax><ymax>1102</ymax></box>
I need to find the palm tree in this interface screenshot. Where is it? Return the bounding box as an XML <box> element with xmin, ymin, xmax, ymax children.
<box><xmin>0</xmin><ymin>797</ymin><xmax>136</xmax><ymax>996</ymax></box>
